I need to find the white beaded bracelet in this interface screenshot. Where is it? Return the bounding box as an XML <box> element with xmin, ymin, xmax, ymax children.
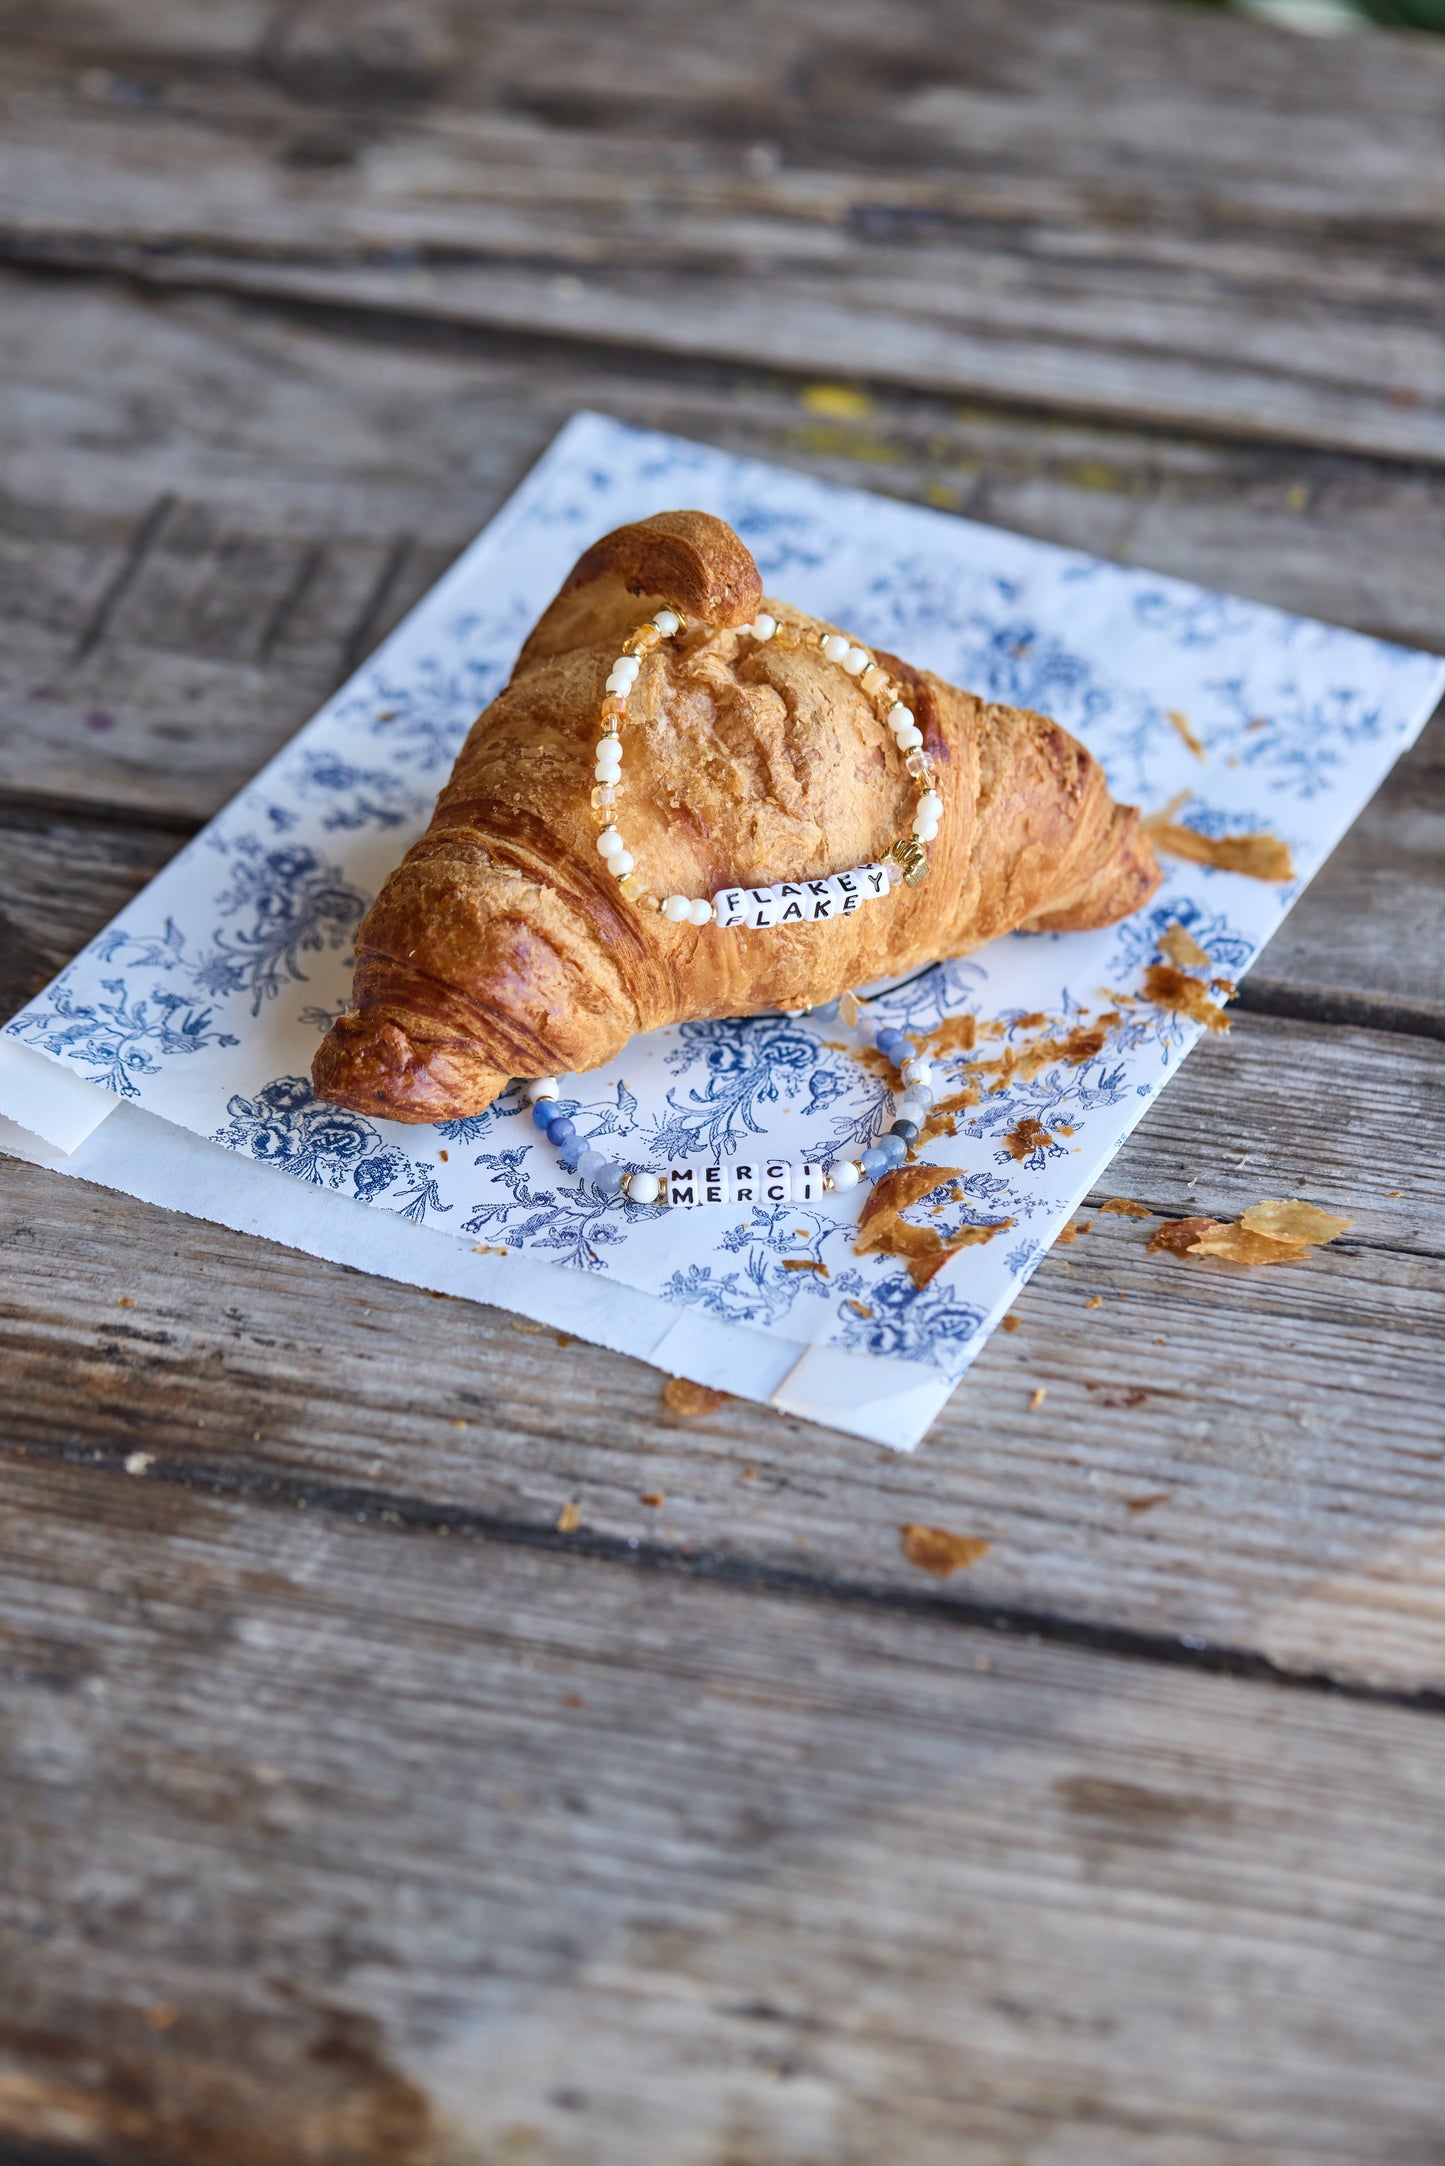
<box><xmin>590</xmin><ymin>604</ymin><xmax>943</xmax><ymax>918</ymax></box>
<box><xmin>522</xmin><ymin>1017</ymin><xmax>934</xmax><ymax>1207</ymax></box>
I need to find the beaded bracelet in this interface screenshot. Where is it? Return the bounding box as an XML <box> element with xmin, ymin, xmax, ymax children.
<box><xmin>591</xmin><ymin>605</ymin><xmax>943</xmax><ymax>917</ymax></box>
<box><xmin>520</xmin><ymin>1018</ymin><xmax>935</xmax><ymax>1207</ymax></box>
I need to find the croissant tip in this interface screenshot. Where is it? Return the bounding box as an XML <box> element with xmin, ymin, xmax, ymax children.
<box><xmin>312</xmin><ymin>1013</ymin><xmax>506</xmax><ymax>1126</ymax></box>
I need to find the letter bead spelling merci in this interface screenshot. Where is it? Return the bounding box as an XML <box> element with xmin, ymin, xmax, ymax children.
<box><xmin>518</xmin><ymin>601</ymin><xmax>944</xmax><ymax>1208</ymax></box>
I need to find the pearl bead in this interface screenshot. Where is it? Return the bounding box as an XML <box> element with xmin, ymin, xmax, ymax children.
<box><xmin>628</xmin><ymin>1170</ymin><xmax>662</xmax><ymax>1204</ymax></box>
<box><xmin>900</xmin><ymin>1057</ymin><xmax>932</xmax><ymax>1086</ymax></box>
<box><xmin>596</xmin><ymin>827</ymin><xmax>623</xmax><ymax>857</ymax></box>
<box><xmin>820</xmin><ymin>633</ymin><xmax>850</xmax><ymax>664</ymax></box>
<box><xmin>917</xmin><ymin>791</ymin><xmax>943</xmax><ymax>820</ymax></box>
<box><xmin>830</xmin><ymin>1158</ymin><xmax>861</xmax><ymax>1190</ymax></box>
<box><xmin>595</xmin><ymin>738</ymin><xmax>622</xmax><ymax>762</ymax></box>
<box><xmin>842</xmin><ymin>644</ymin><xmax>871</xmax><ymax>675</ymax></box>
<box><xmin>613</xmin><ymin>654</ymin><xmax>639</xmax><ymax>679</ymax></box>
<box><xmin>894</xmin><ymin>723</ymin><xmax>924</xmax><ymax>752</ymax></box>
<box><xmin>662</xmin><ymin>894</ymin><xmax>691</xmax><ymax>923</ymax></box>
<box><xmin>652</xmin><ymin>610</ymin><xmax>680</xmax><ymax>635</ymax></box>
<box><xmin>595</xmin><ymin>759</ymin><xmax>622</xmax><ymax>782</ymax></box>
<box><xmin>888</xmin><ymin>703</ymin><xmax>914</xmax><ymax>731</ymax></box>
<box><xmin>750</xmin><ymin>612</ymin><xmax>777</xmax><ymax>641</ymax></box>
<box><xmin>529</xmin><ymin>1078</ymin><xmax>560</xmax><ymax>1101</ymax></box>
<box><xmin>913</xmin><ymin>814</ymin><xmax>940</xmax><ymax>841</ymax></box>
<box><xmin>609</xmin><ymin>851</ymin><xmax>635</xmax><ymax>876</ymax></box>
<box><xmin>687</xmin><ymin>898</ymin><xmax>713</xmax><ymax>926</ymax></box>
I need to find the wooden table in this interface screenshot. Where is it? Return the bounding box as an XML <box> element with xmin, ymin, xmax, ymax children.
<box><xmin>2</xmin><ymin>2</ymin><xmax>1444</xmax><ymax>2157</ymax></box>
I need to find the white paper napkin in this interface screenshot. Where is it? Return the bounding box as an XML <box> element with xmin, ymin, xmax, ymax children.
<box><xmin>4</xmin><ymin>413</ymin><xmax>1441</xmax><ymax>1448</ymax></box>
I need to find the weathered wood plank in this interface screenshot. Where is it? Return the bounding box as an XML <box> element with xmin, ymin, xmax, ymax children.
<box><xmin>1</xmin><ymin>1453</ymin><xmax>1444</xmax><ymax>2166</ymax></box>
<box><xmin>2</xmin><ymin>273</ymin><xmax>1442</xmax><ymax>1028</ymax></box>
<box><xmin>3</xmin><ymin>0</ymin><xmax>1445</xmax><ymax>463</ymax></box>
<box><xmin>3</xmin><ymin>1011</ymin><xmax>1441</xmax><ymax>1691</ymax></box>
<box><xmin>0</xmin><ymin>812</ymin><xmax>176</xmax><ymax>1019</ymax></box>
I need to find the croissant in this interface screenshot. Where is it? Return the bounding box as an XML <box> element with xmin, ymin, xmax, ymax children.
<box><xmin>313</xmin><ymin>511</ymin><xmax>1161</xmax><ymax>1122</ymax></box>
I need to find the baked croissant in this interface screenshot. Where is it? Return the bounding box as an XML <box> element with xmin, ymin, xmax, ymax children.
<box><xmin>313</xmin><ymin>511</ymin><xmax>1160</xmax><ymax>1123</ymax></box>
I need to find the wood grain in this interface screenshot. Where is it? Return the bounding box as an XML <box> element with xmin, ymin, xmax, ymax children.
<box><xmin>4</xmin><ymin>1011</ymin><xmax>1441</xmax><ymax>1691</ymax></box>
<box><xmin>3</xmin><ymin>0</ymin><xmax>1445</xmax><ymax>463</ymax></box>
<box><xmin>2</xmin><ymin>1453</ymin><xmax>1445</xmax><ymax>2166</ymax></box>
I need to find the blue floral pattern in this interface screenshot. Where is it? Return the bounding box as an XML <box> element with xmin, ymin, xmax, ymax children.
<box><xmin>5</xmin><ymin>411</ymin><xmax>1443</xmax><ymax>1389</ymax></box>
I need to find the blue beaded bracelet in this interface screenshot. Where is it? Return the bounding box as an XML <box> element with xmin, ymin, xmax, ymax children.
<box><xmin>518</xmin><ymin>1010</ymin><xmax>936</xmax><ymax>1209</ymax></box>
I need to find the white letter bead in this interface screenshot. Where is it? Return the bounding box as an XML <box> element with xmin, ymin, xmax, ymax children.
<box><xmin>687</xmin><ymin>898</ymin><xmax>713</xmax><ymax>926</ymax></box>
<box><xmin>751</xmin><ymin>612</ymin><xmax>777</xmax><ymax>641</ymax></box>
<box><xmin>666</xmin><ymin>1162</ymin><xmax>702</xmax><ymax>1207</ymax></box>
<box><xmin>830</xmin><ymin>1158</ymin><xmax>861</xmax><ymax>1190</ymax></box>
<box><xmin>700</xmin><ymin>1162</ymin><xmax>727</xmax><ymax>1203</ymax></box>
<box><xmin>804</xmin><ymin>878</ymin><xmax>837</xmax><ymax>921</ymax></box>
<box><xmin>745</xmin><ymin>885</ymin><xmax>779</xmax><ymax>929</ymax></box>
<box><xmin>774</xmin><ymin>881</ymin><xmax>809</xmax><ymax>926</ymax></box>
<box><xmin>888</xmin><ymin>703</ymin><xmax>914</xmax><ymax>731</ymax></box>
<box><xmin>652</xmin><ymin>609</ymin><xmax>680</xmax><ymax>635</ymax></box>
<box><xmin>728</xmin><ymin>1161</ymin><xmax>757</xmax><ymax>1204</ymax></box>
<box><xmin>762</xmin><ymin>1160</ymin><xmax>792</xmax><ymax>1203</ymax></box>
<box><xmin>712</xmin><ymin>887</ymin><xmax>749</xmax><ymax>929</ymax></box>
<box><xmin>820</xmin><ymin>633</ymin><xmax>850</xmax><ymax>664</ymax></box>
<box><xmin>596</xmin><ymin>827</ymin><xmax>622</xmax><ymax>857</ymax></box>
<box><xmin>918</xmin><ymin>791</ymin><xmax>943</xmax><ymax>820</ymax></box>
<box><xmin>894</xmin><ymin>723</ymin><xmax>924</xmax><ymax>752</ymax></box>
<box><xmin>793</xmin><ymin>1162</ymin><xmax>824</xmax><ymax>1201</ymax></box>
<box><xmin>662</xmin><ymin>894</ymin><xmax>692</xmax><ymax>923</ymax></box>
<box><xmin>628</xmin><ymin>1170</ymin><xmax>661</xmax><ymax>1205</ymax></box>
<box><xmin>842</xmin><ymin>644</ymin><xmax>871</xmax><ymax>675</ymax></box>
<box><xmin>859</xmin><ymin>862</ymin><xmax>891</xmax><ymax>900</ymax></box>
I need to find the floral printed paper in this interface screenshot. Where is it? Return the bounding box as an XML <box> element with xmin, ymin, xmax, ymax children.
<box><xmin>5</xmin><ymin>412</ymin><xmax>1442</xmax><ymax>1408</ymax></box>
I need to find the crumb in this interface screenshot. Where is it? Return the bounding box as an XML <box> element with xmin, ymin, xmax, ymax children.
<box><xmin>856</xmin><ymin>1165</ymin><xmax>1013</xmax><ymax>1287</ymax></box>
<box><xmin>740</xmin><ymin>1467</ymin><xmax>756</xmax><ymax>1480</ymax></box>
<box><xmin>1385</xmin><ymin>1189</ymin><xmax>1402</xmax><ymax>1197</ymax></box>
<box><xmin>1001</xmin><ymin>1314</ymin><xmax>1021</xmax><ymax>1334</ymax></box>
<box><xmin>1028</xmin><ymin>1387</ymin><xmax>1047</xmax><ymax>1411</ymax></box>
<box><xmin>782</xmin><ymin>1257</ymin><xmax>829</xmax><ymax>1275</ymax></box>
<box><xmin>1003</xmin><ymin>1116</ymin><xmax>1054</xmax><ymax>1161</ymax></box>
<box><xmin>116</xmin><ymin>1296</ymin><xmax>135</xmax><ymax>1308</ymax></box>
<box><xmin>449</xmin><ymin>1418</ymin><xmax>468</xmax><ymax>1429</ymax></box>
<box><xmin>438</xmin><ymin>1148</ymin><xmax>449</xmax><ymax>1162</ymax></box>
<box><xmin>1159</xmin><ymin>921</ymin><xmax>1211</xmax><ymax>970</ymax></box>
<box><xmin>1126</xmin><ymin>1493</ymin><xmax>1171</xmax><ymax>1515</ymax></box>
<box><xmin>899</xmin><ymin>1523</ymin><xmax>991</xmax><ymax>1576</ymax></box>
<box><xmin>1099</xmin><ymin>1197</ymin><xmax>1151</xmax><ymax>1218</ymax></box>
<box><xmin>662</xmin><ymin>1376</ymin><xmax>732</xmax><ymax>1417</ymax></box>
<box><xmin>556</xmin><ymin>1332</ymin><xmax>572</xmax><ymax>1347</ymax></box>
<box><xmin>1166</xmin><ymin>708</ymin><xmax>1206</xmax><ymax>760</ymax></box>
<box><xmin>924</xmin><ymin>1013</ymin><xmax>977</xmax><ymax>1057</ymax></box>
<box><xmin>143</xmin><ymin>2003</ymin><xmax>179</xmax><ymax>2032</ymax></box>
<box><xmin>1055</xmin><ymin>1220</ymin><xmax>1078</xmax><ymax>1246</ymax></box>
<box><xmin>1084</xmin><ymin>1294</ymin><xmax>1104</xmax><ymax>1309</ymax></box>
<box><xmin>1056</xmin><ymin>1122</ymin><xmax>1075</xmax><ymax>1136</ymax></box>
<box><xmin>124</xmin><ymin>1450</ymin><xmax>154</xmax><ymax>1477</ymax></box>
<box><xmin>1145</xmin><ymin>819</ymin><xmax>1295</xmax><ymax>882</ymax></box>
<box><xmin>640</xmin><ymin>1492</ymin><xmax>664</xmax><ymax>1508</ymax></box>
<box><xmin>555</xmin><ymin>1499</ymin><xmax>581</xmax><ymax>1533</ymax></box>
<box><xmin>1142</xmin><ymin>963</ymin><xmax>1230</xmax><ymax>1033</ymax></box>
<box><xmin>564</xmin><ymin>1692</ymin><xmax>585</xmax><ymax>1708</ymax></box>
<box><xmin>844</xmin><ymin>1298</ymin><xmax>874</xmax><ymax>1319</ymax></box>
<box><xmin>1149</xmin><ymin>1216</ymin><xmax>1221</xmax><ymax>1255</ymax></box>
<box><xmin>472</xmin><ymin>1243</ymin><xmax>508</xmax><ymax>1256</ymax></box>
<box><xmin>838</xmin><ymin>989</ymin><xmax>862</xmax><ymax>1026</ymax></box>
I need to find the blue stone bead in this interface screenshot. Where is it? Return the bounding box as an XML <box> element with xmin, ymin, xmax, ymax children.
<box><xmin>531</xmin><ymin>1100</ymin><xmax>556</xmax><ymax>1130</ymax></box>
<box><xmin>875</xmin><ymin>1025</ymin><xmax>906</xmax><ymax>1054</ymax></box>
<box><xmin>889</xmin><ymin>1118</ymin><xmax>920</xmax><ymax>1145</ymax></box>
<box><xmin>860</xmin><ymin>1145</ymin><xmax>889</xmax><ymax>1179</ymax></box>
<box><xmin>877</xmin><ymin>1132</ymin><xmax>909</xmax><ymax>1167</ymax></box>
<box><xmin>591</xmin><ymin>1161</ymin><xmax>624</xmax><ymax>1198</ymax></box>
<box><xmin>558</xmin><ymin>1141</ymin><xmax>582</xmax><ymax>1170</ymax></box>
<box><xmin>577</xmin><ymin>1146</ymin><xmax>606</xmax><ymax>1180</ymax></box>
<box><xmin>546</xmin><ymin>1115</ymin><xmax>576</xmax><ymax>1147</ymax></box>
